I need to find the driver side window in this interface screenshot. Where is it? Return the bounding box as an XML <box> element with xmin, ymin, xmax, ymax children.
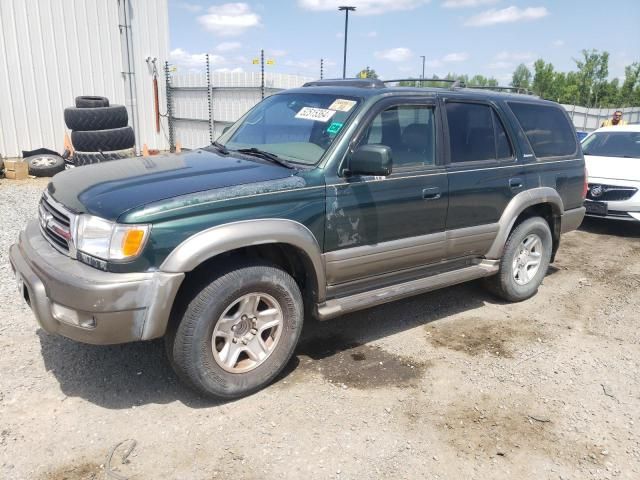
<box><xmin>360</xmin><ymin>105</ymin><xmax>436</xmax><ymax>169</ymax></box>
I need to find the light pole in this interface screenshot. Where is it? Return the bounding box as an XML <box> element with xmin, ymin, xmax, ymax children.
<box><xmin>339</xmin><ymin>6</ymin><xmax>355</xmax><ymax>79</ymax></box>
<box><xmin>420</xmin><ymin>55</ymin><xmax>425</xmax><ymax>86</ymax></box>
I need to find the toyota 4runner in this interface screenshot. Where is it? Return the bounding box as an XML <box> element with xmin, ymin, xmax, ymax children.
<box><xmin>10</xmin><ymin>79</ymin><xmax>586</xmax><ymax>399</ymax></box>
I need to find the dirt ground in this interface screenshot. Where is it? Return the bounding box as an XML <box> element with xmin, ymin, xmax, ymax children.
<box><xmin>1</xmin><ymin>178</ymin><xmax>639</xmax><ymax>480</ymax></box>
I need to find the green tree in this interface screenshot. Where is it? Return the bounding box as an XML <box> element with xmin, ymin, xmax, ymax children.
<box><xmin>511</xmin><ymin>63</ymin><xmax>532</xmax><ymax>90</ymax></box>
<box><xmin>620</xmin><ymin>62</ymin><xmax>640</xmax><ymax>107</ymax></box>
<box><xmin>532</xmin><ymin>59</ymin><xmax>555</xmax><ymax>99</ymax></box>
<box><xmin>574</xmin><ymin>49</ymin><xmax>609</xmax><ymax>106</ymax></box>
<box><xmin>355</xmin><ymin>67</ymin><xmax>378</xmax><ymax>79</ymax></box>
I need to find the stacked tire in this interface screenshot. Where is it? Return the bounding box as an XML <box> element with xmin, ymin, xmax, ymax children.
<box><xmin>64</xmin><ymin>96</ymin><xmax>136</xmax><ymax>166</ymax></box>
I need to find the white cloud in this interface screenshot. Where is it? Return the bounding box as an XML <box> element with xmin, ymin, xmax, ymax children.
<box><xmin>464</xmin><ymin>6</ymin><xmax>548</xmax><ymax>27</ymax></box>
<box><xmin>442</xmin><ymin>0</ymin><xmax>499</xmax><ymax>7</ymax></box>
<box><xmin>552</xmin><ymin>39</ymin><xmax>564</xmax><ymax>47</ymax></box>
<box><xmin>442</xmin><ymin>52</ymin><xmax>469</xmax><ymax>62</ymax></box>
<box><xmin>198</xmin><ymin>3</ymin><xmax>261</xmax><ymax>36</ymax></box>
<box><xmin>495</xmin><ymin>51</ymin><xmax>534</xmax><ymax>61</ymax></box>
<box><xmin>169</xmin><ymin>48</ymin><xmax>226</xmax><ymax>68</ymax></box>
<box><xmin>268</xmin><ymin>49</ymin><xmax>288</xmax><ymax>57</ymax></box>
<box><xmin>284</xmin><ymin>59</ymin><xmax>319</xmax><ymax>70</ymax></box>
<box><xmin>487</xmin><ymin>51</ymin><xmax>534</xmax><ymax>70</ymax></box>
<box><xmin>375</xmin><ymin>47</ymin><xmax>413</xmax><ymax>62</ymax></box>
<box><xmin>487</xmin><ymin>60</ymin><xmax>512</xmax><ymax>69</ymax></box>
<box><xmin>178</xmin><ymin>2</ymin><xmax>203</xmax><ymax>13</ymax></box>
<box><xmin>364</xmin><ymin>31</ymin><xmax>378</xmax><ymax>37</ymax></box>
<box><xmin>298</xmin><ymin>0</ymin><xmax>430</xmax><ymax>15</ymax></box>
<box><xmin>215</xmin><ymin>41</ymin><xmax>242</xmax><ymax>52</ymax></box>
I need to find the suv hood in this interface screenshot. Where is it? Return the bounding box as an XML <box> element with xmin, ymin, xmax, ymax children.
<box><xmin>585</xmin><ymin>155</ymin><xmax>640</xmax><ymax>182</ymax></box>
<box><xmin>48</xmin><ymin>149</ymin><xmax>294</xmax><ymax>221</ymax></box>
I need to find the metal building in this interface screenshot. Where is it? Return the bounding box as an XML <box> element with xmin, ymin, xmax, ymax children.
<box><xmin>0</xmin><ymin>0</ymin><xmax>169</xmax><ymax>158</ymax></box>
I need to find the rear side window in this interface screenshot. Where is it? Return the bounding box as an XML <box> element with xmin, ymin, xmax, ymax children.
<box><xmin>509</xmin><ymin>102</ymin><xmax>577</xmax><ymax>159</ymax></box>
<box><xmin>445</xmin><ymin>102</ymin><xmax>513</xmax><ymax>163</ymax></box>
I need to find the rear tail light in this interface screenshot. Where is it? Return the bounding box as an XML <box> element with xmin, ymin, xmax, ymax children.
<box><xmin>582</xmin><ymin>167</ymin><xmax>589</xmax><ymax>199</ymax></box>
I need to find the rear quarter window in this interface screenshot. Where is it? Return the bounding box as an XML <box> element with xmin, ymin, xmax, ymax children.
<box><xmin>508</xmin><ymin>102</ymin><xmax>577</xmax><ymax>159</ymax></box>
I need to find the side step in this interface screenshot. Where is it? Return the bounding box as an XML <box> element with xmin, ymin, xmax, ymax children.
<box><xmin>316</xmin><ymin>260</ymin><xmax>499</xmax><ymax>321</ymax></box>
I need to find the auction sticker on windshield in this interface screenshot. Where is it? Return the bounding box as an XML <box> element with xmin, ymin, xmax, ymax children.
<box><xmin>328</xmin><ymin>99</ymin><xmax>357</xmax><ymax>112</ymax></box>
<box><xmin>295</xmin><ymin>107</ymin><xmax>335</xmax><ymax>122</ymax></box>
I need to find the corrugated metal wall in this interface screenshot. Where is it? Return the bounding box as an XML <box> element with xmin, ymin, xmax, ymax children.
<box><xmin>0</xmin><ymin>0</ymin><xmax>169</xmax><ymax>158</ymax></box>
<box><xmin>565</xmin><ymin>106</ymin><xmax>640</xmax><ymax>131</ymax></box>
<box><xmin>170</xmin><ymin>72</ymin><xmax>314</xmax><ymax>149</ymax></box>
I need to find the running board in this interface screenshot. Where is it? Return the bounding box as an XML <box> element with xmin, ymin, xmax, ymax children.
<box><xmin>316</xmin><ymin>260</ymin><xmax>499</xmax><ymax>321</ymax></box>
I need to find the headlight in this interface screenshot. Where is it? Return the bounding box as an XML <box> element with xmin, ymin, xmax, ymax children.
<box><xmin>75</xmin><ymin>215</ymin><xmax>150</xmax><ymax>262</ymax></box>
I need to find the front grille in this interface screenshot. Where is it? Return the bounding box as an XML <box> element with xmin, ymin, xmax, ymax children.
<box><xmin>587</xmin><ymin>184</ymin><xmax>638</xmax><ymax>202</ymax></box>
<box><xmin>39</xmin><ymin>194</ymin><xmax>74</xmax><ymax>255</ymax></box>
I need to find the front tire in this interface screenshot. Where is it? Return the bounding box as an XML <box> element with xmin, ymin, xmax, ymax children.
<box><xmin>168</xmin><ymin>263</ymin><xmax>304</xmax><ymax>399</ymax></box>
<box><xmin>484</xmin><ymin>216</ymin><xmax>552</xmax><ymax>302</ymax></box>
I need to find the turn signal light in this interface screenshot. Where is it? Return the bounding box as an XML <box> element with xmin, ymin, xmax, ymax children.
<box><xmin>122</xmin><ymin>229</ymin><xmax>147</xmax><ymax>257</ymax></box>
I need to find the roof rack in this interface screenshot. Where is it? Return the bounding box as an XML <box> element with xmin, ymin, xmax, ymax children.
<box><xmin>384</xmin><ymin>78</ymin><xmax>535</xmax><ymax>95</ymax></box>
<box><xmin>302</xmin><ymin>78</ymin><xmax>386</xmax><ymax>89</ymax></box>
<box><xmin>383</xmin><ymin>78</ymin><xmax>456</xmax><ymax>86</ymax></box>
<box><xmin>463</xmin><ymin>85</ymin><xmax>534</xmax><ymax>95</ymax></box>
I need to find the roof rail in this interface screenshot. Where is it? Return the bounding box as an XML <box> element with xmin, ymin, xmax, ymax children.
<box><xmin>384</xmin><ymin>78</ymin><xmax>535</xmax><ymax>95</ymax></box>
<box><xmin>463</xmin><ymin>85</ymin><xmax>535</xmax><ymax>95</ymax></box>
<box><xmin>383</xmin><ymin>78</ymin><xmax>456</xmax><ymax>86</ymax></box>
<box><xmin>303</xmin><ymin>78</ymin><xmax>386</xmax><ymax>89</ymax></box>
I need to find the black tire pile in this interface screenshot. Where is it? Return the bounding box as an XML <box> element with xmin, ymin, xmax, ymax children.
<box><xmin>65</xmin><ymin>96</ymin><xmax>136</xmax><ymax>166</ymax></box>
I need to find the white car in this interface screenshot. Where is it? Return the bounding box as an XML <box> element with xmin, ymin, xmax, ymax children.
<box><xmin>582</xmin><ymin>124</ymin><xmax>640</xmax><ymax>222</ymax></box>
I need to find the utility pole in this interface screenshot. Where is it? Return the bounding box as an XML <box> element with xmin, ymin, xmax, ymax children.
<box><xmin>420</xmin><ymin>55</ymin><xmax>425</xmax><ymax>87</ymax></box>
<box><xmin>260</xmin><ymin>49</ymin><xmax>265</xmax><ymax>100</ymax></box>
<box><xmin>320</xmin><ymin>58</ymin><xmax>324</xmax><ymax>79</ymax></box>
<box><xmin>339</xmin><ymin>6</ymin><xmax>355</xmax><ymax>79</ymax></box>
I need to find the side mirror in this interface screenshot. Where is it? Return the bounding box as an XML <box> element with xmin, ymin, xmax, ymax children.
<box><xmin>347</xmin><ymin>145</ymin><xmax>393</xmax><ymax>177</ymax></box>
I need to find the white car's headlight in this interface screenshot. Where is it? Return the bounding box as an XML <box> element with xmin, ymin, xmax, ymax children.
<box><xmin>75</xmin><ymin>215</ymin><xmax>150</xmax><ymax>262</ymax></box>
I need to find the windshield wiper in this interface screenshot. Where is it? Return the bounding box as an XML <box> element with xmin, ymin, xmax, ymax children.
<box><xmin>235</xmin><ymin>148</ymin><xmax>295</xmax><ymax>169</ymax></box>
<box><xmin>210</xmin><ymin>141</ymin><xmax>229</xmax><ymax>155</ymax></box>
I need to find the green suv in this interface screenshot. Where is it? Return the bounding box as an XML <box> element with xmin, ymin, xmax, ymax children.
<box><xmin>10</xmin><ymin>79</ymin><xmax>586</xmax><ymax>399</ymax></box>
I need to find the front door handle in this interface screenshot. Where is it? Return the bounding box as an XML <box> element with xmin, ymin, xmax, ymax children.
<box><xmin>509</xmin><ymin>177</ymin><xmax>524</xmax><ymax>190</ymax></box>
<box><xmin>422</xmin><ymin>187</ymin><xmax>441</xmax><ymax>200</ymax></box>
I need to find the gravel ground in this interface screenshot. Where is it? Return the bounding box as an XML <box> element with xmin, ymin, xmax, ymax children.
<box><xmin>1</xmin><ymin>178</ymin><xmax>639</xmax><ymax>480</ymax></box>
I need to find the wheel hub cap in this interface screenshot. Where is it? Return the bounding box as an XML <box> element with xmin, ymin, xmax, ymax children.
<box><xmin>212</xmin><ymin>293</ymin><xmax>283</xmax><ymax>373</ymax></box>
<box><xmin>512</xmin><ymin>233</ymin><xmax>543</xmax><ymax>286</ymax></box>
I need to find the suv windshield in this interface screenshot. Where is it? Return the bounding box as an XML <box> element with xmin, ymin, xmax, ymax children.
<box><xmin>582</xmin><ymin>131</ymin><xmax>640</xmax><ymax>158</ymax></box>
<box><xmin>217</xmin><ymin>93</ymin><xmax>362</xmax><ymax>165</ymax></box>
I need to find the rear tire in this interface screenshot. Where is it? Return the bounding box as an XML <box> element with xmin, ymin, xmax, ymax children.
<box><xmin>484</xmin><ymin>216</ymin><xmax>552</xmax><ymax>302</ymax></box>
<box><xmin>74</xmin><ymin>148</ymin><xmax>135</xmax><ymax>166</ymax></box>
<box><xmin>64</xmin><ymin>105</ymin><xmax>128</xmax><ymax>131</ymax></box>
<box><xmin>71</xmin><ymin>126</ymin><xmax>135</xmax><ymax>152</ymax></box>
<box><xmin>75</xmin><ymin>96</ymin><xmax>109</xmax><ymax>108</ymax></box>
<box><xmin>167</xmin><ymin>263</ymin><xmax>304</xmax><ymax>399</ymax></box>
<box><xmin>26</xmin><ymin>154</ymin><xmax>65</xmax><ymax>177</ymax></box>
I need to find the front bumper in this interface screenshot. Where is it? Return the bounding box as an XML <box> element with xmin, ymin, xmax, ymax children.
<box><xmin>9</xmin><ymin>220</ymin><xmax>184</xmax><ymax>345</ymax></box>
<box><xmin>584</xmin><ymin>177</ymin><xmax>640</xmax><ymax>222</ymax></box>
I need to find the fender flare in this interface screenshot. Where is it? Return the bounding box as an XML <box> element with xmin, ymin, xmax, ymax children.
<box><xmin>160</xmin><ymin>219</ymin><xmax>327</xmax><ymax>301</ymax></box>
<box><xmin>485</xmin><ymin>187</ymin><xmax>564</xmax><ymax>259</ymax></box>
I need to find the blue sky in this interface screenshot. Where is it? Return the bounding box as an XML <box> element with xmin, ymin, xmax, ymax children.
<box><xmin>168</xmin><ymin>0</ymin><xmax>640</xmax><ymax>82</ymax></box>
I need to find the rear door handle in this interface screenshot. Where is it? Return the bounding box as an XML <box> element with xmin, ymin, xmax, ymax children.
<box><xmin>422</xmin><ymin>187</ymin><xmax>441</xmax><ymax>200</ymax></box>
<box><xmin>509</xmin><ymin>178</ymin><xmax>524</xmax><ymax>190</ymax></box>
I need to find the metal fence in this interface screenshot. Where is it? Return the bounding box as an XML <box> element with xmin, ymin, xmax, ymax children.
<box><xmin>164</xmin><ymin>66</ymin><xmax>640</xmax><ymax>150</ymax></box>
<box><xmin>563</xmin><ymin>105</ymin><xmax>640</xmax><ymax>131</ymax></box>
<box><xmin>165</xmin><ymin>61</ymin><xmax>313</xmax><ymax>150</ymax></box>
